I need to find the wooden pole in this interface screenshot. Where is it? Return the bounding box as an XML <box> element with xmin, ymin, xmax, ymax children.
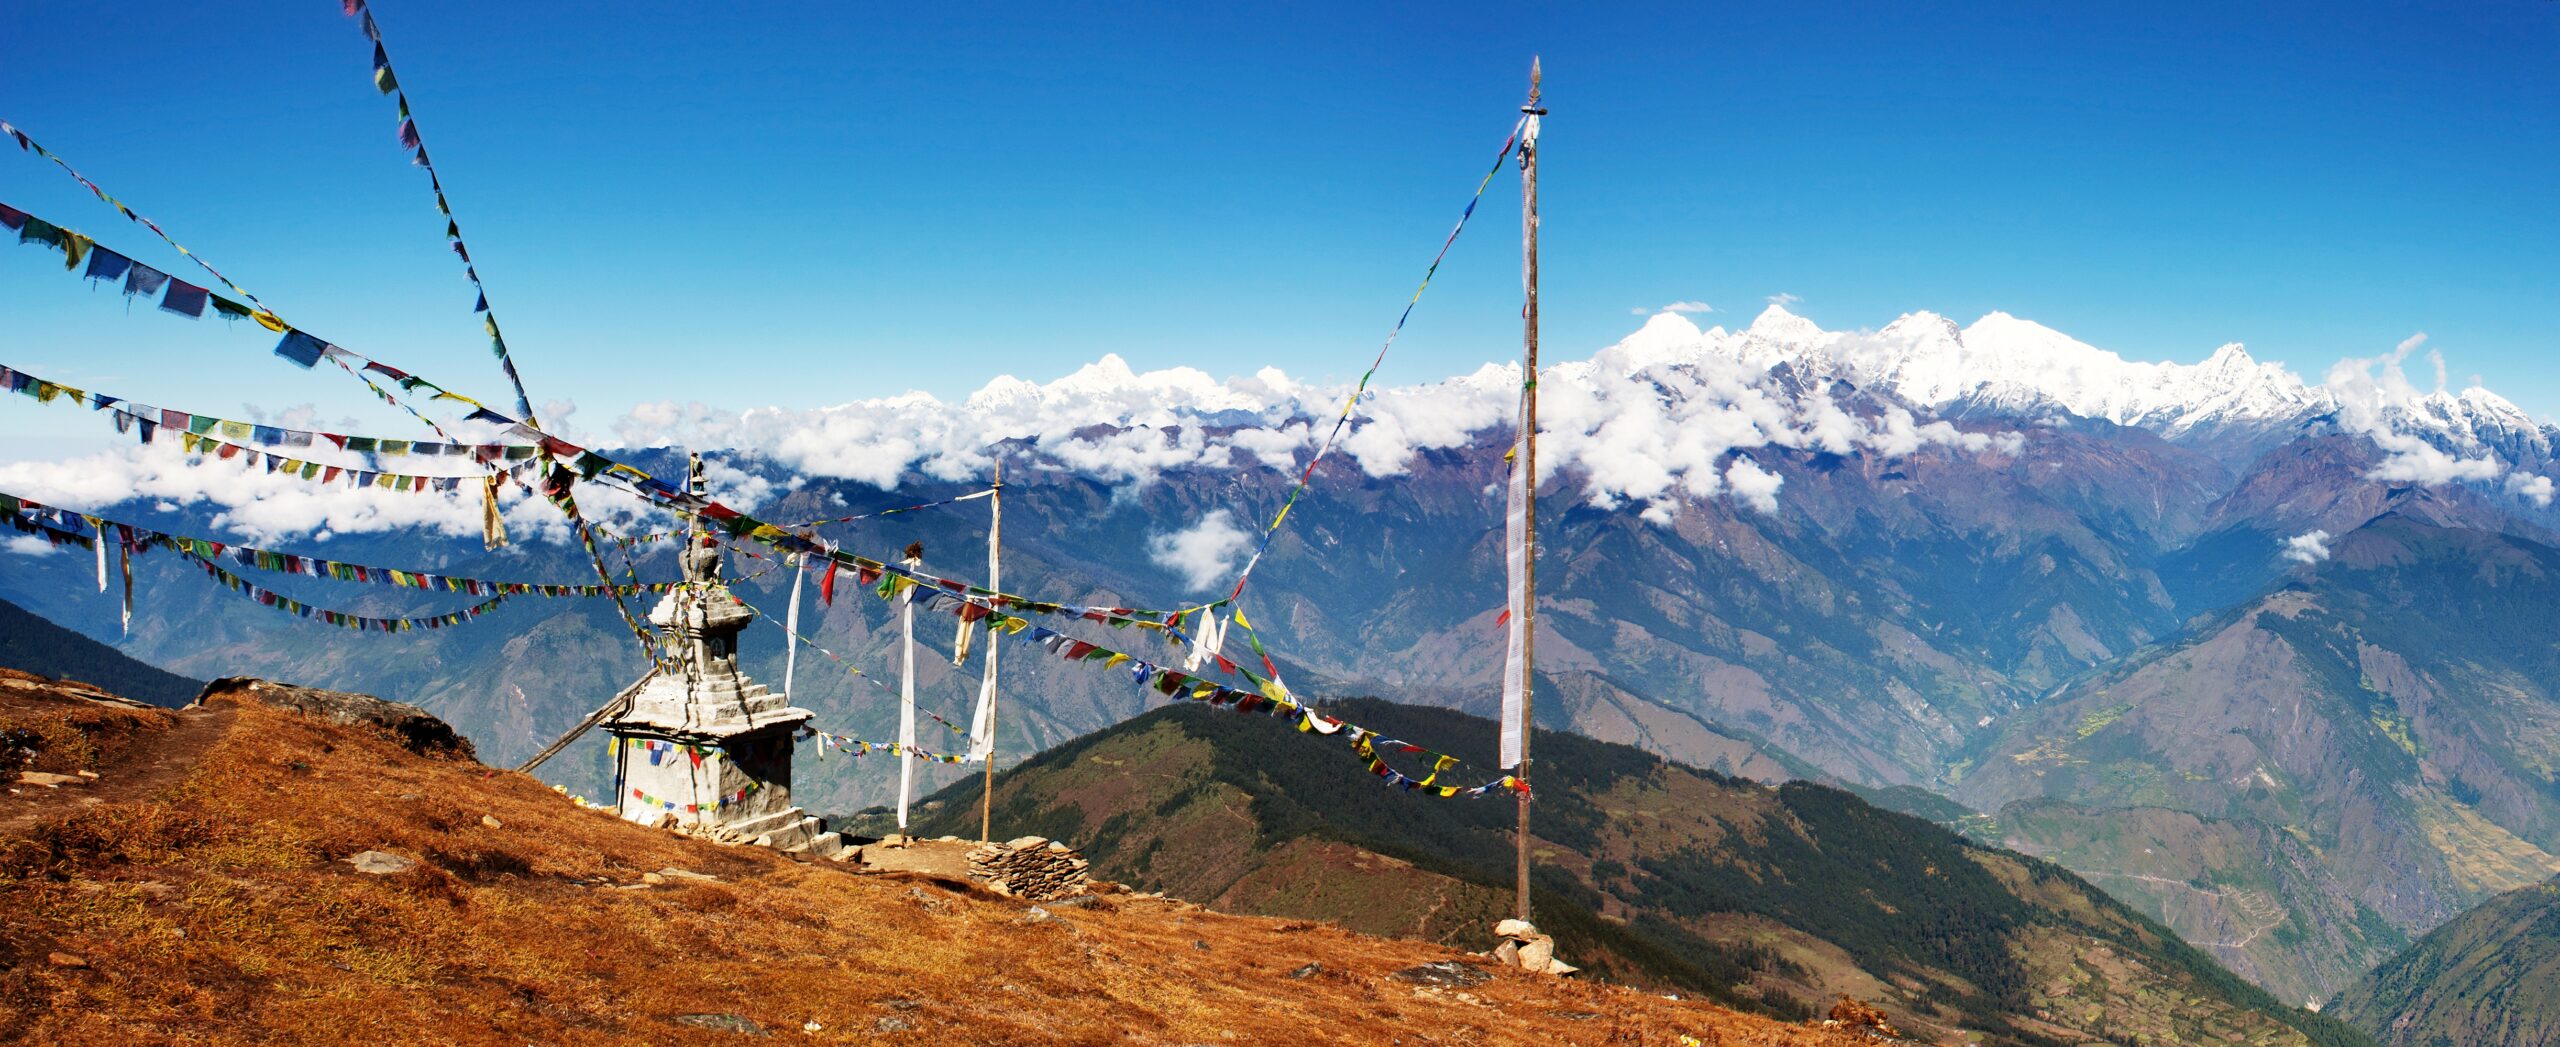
<box><xmin>1515</xmin><ymin>57</ymin><xmax>1545</xmax><ymax>924</ymax></box>
<box><xmin>979</xmin><ymin>460</ymin><xmax>1004</xmax><ymax>844</ymax></box>
<box><xmin>515</xmin><ymin>664</ymin><xmax>662</xmax><ymax>775</ymax></box>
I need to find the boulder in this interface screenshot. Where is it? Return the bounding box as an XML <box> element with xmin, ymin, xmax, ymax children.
<box><xmin>346</xmin><ymin>850</ymin><xmax>418</xmax><ymax>875</ymax></box>
<box><xmin>195</xmin><ymin>678</ymin><xmax>475</xmax><ymax>760</ymax></box>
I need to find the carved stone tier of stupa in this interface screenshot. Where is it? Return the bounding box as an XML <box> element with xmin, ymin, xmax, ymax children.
<box><xmin>605</xmin><ymin>454</ymin><xmax>843</xmax><ymax>859</ymax></box>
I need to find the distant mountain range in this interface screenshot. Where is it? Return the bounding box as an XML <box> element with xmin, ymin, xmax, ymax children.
<box><xmin>5</xmin><ymin>304</ymin><xmax>2556</xmax><ymax>1014</ymax></box>
<box><xmin>905</xmin><ymin>698</ymin><xmax>2373</xmax><ymax>1047</ymax></box>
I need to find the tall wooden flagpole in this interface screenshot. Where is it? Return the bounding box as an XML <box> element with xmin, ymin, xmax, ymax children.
<box><xmin>979</xmin><ymin>460</ymin><xmax>1004</xmax><ymax>843</ymax></box>
<box><xmin>1514</xmin><ymin>57</ymin><xmax>1545</xmax><ymax>924</ymax></box>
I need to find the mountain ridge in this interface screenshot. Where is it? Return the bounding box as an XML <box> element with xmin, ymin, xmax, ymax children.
<box><xmin>908</xmin><ymin>696</ymin><xmax>2375</xmax><ymax>1047</ymax></box>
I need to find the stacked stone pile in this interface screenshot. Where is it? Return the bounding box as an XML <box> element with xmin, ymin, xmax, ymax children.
<box><xmin>1490</xmin><ymin>919</ymin><xmax>1579</xmax><ymax>976</ymax></box>
<box><xmin>965</xmin><ymin>836</ymin><xmax>1091</xmax><ymax>902</ymax></box>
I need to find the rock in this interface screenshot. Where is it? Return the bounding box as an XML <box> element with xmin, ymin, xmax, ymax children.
<box><xmin>673</xmin><ymin>1014</ymin><xmax>767</xmax><ymax>1036</ymax></box>
<box><xmin>194</xmin><ymin>677</ymin><xmax>475</xmax><ymax>760</ymax></box>
<box><xmin>1493</xmin><ymin>918</ymin><xmax>1536</xmax><ymax>939</ymax></box>
<box><xmin>1004</xmin><ymin>835</ymin><xmax>1048</xmax><ymax>849</ymax></box>
<box><xmin>641</xmin><ymin>873</ymin><xmax>667</xmax><ymax>886</ymax></box>
<box><xmin>801</xmin><ymin>1020</ymin><xmax>824</xmax><ymax>1033</ymax></box>
<box><xmin>1518</xmin><ymin>936</ymin><xmax>1557</xmax><ymax>970</ymax></box>
<box><xmin>73</xmin><ymin>769</ymin><xmax>98</xmax><ymax>779</ymax></box>
<box><xmin>346</xmin><ymin>850</ymin><xmax>417</xmax><ymax>875</ymax></box>
<box><xmin>16</xmin><ymin>771</ymin><xmax>86</xmax><ymax>788</ymax></box>
<box><xmin>1017</xmin><ymin>906</ymin><xmax>1053</xmax><ymax>924</ymax></box>
<box><xmin>480</xmin><ymin>815</ymin><xmax>503</xmax><ymax>830</ymax></box>
<box><xmin>874</xmin><ymin>1016</ymin><xmax>912</xmax><ymax>1032</ymax></box>
<box><xmin>1288</xmin><ymin>963</ymin><xmax>1322</xmax><ymax>979</ymax></box>
<box><xmin>656</xmin><ymin>867</ymin><xmax>719</xmax><ymax>882</ymax></box>
<box><xmin>1390</xmin><ymin>961</ymin><xmax>1491</xmax><ymax>987</ymax></box>
<box><xmin>1828</xmin><ymin>996</ymin><xmax>1902</xmax><ymax>1038</ymax></box>
<box><xmin>46</xmin><ymin>952</ymin><xmax>87</xmax><ymax>968</ymax></box>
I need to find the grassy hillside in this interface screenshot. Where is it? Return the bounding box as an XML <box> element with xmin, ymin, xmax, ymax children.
<box><xmin>912</xmin><ymin>698</ymin><xmax>2374</xmax><ymax>1047</ymax></box>
<box><xmin>0</xmin><ymin>671</ymin><xmax>1861</xmax><ymax>1046</ymax></box>
<box><xmin>2330</xmin><ymin>875</ymin><xmax>2560</xmax><ymax>1047</ymax></box>
<box><xmin>0</xmin><ymin>596</ymin><xmax>201</xmax><ymax>707</ymax></box>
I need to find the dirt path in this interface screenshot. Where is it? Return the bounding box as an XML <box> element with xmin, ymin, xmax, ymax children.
<box><xmin>0</xmin><ymin>700</ymin><xmax>235</xmax><ymax>838</ymax></box>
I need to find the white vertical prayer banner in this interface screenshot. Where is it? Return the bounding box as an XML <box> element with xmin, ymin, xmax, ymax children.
<box><xmin>895</xmin><ymin>556</ymin><xmax>921</xmax><ymax>831</ymax></box>
<box><xmin>967</xmin><ymin>487</ymin><xmax>1002</xmax><ymax>762</ymax></box>
<box><xmin>117</xmin><ymin>530</ymin><xmax>134</xmax><ymax>637</ymax></box>
<box><xmin>1499</xmin><ymin>399</ymin><xmax>1531</xmax><ymax>769</ymax></box>
<box><xmin>93</xmin><ymin>519</ymin><xmax>108</xmax><ymax>593</ymax></box>
<box><xmin>1182</xmin><ymin>610</ymin><xmax>1229</xmax><ymax>673</ymax></box>
<box><xmin>781</xmin><ymin>552</ymin><xmax>803</xmax><ymax>701</ymax></box>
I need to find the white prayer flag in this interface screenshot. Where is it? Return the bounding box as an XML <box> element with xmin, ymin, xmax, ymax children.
<box><xmin>1499</xmin><ymin>392</ymin><xmax>1532</xmax><ymax>769</ymax></box>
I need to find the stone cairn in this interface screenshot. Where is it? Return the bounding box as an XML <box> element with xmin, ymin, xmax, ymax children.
<box><xmin>965</xmin><ymin>836</ymin><xmax>1091</xmax><ymax>902</ymax></box>
<box><xmin>1491</xmin><ymin>918</ymin><xmax>1579</xmax><ymax>976</ymax></box>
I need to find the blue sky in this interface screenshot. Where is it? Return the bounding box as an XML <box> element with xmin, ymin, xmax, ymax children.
<box><xmin>3</xmin><ymin>1</ymin><xmax>2556</xmax><ymax>460</ymax></box>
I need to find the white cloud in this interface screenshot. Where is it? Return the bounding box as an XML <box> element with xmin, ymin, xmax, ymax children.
<box><xmin>2505</xmin><ymin>472</ymin><xmax>2555</xmax><ymax>507</ymax></box>
<box><xmin>1724</xmin><ymin>458</ymin><xmax>1783</xmax><ymax>514</ymax></box>
<box><xmin>1634</xmin><ymin>300</ymin><xmax>1714</xmax><ymax>316</ymax></box>
<box><xmin>0</xmin><ymin>439</ymin><xmax>620</xmax><ymax>547</ymax></box>
<box><xmin>2281</xmin><ymin>529</ymin><xmax>2333</xmax><ymax>565</ymax></box>
<box><xmin>2322</xmin><ymin>332</ymin><xmax>2536</xmax><ymax>497</ymax></box>
<box><xmin>5</xmin><ymin>534</ymin><xmax>58</xmax><ymax>556</ymax></box>
<box><xmin>1767</xmin><ymin>292</ymin><xmax>1802</xmax><ymax>307</ymax></box>
<box><xmin>1149</xmin><ymin>509</ymin><xmax>1253</xmax><ymax>591</ymax></box>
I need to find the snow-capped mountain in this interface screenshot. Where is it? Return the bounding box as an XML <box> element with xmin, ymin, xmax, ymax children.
<box><xmin>1618</xmin><ymin>304</ymin><xmax>2555</xmax><ymax>474</ymax></box>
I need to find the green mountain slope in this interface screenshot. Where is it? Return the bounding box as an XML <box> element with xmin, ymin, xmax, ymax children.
<box><xmin>0</xmin><ymin>595</ymin><xmax>201</xmax><ymax>707</ymax></box>
<box><xmin>1956</xmin><ymin>514</ymin><xmax>2560</xmax><ymax>1006</ymax></box>
<box><xmin>908</xmin><ymin>698</ymin><xmax>2371</xmax><ymax>1047</ymax></box>
<box><xmin>2330</xmin><ymin>876</ymin><xmax>2560</xmax><ymax>1047</ymax></box>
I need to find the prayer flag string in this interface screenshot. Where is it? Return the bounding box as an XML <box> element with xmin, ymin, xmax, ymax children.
<box><xmin>4</xmin><ymin>195</ymin><xmax>1208</xmax><ymax>629</ymax></box>
<box><xmin>0</xmin><ymin>193</ymin><xmax>651</xmax><ymax>648</ymax></box>
<box><xmin>0</xmin><ymin>122</ymin><xmax>269</xmax><ymax>314</ymax></box>
<box><xmin>0</xmin><ymin>361</ymin><xmax>540</xmax><ymax>464</ymax></box>
<box><xmin>3</xmin><ymin>504</ymin><xmax>510</xmax><ymax>632</ymax></box>
<box><xmin>339</xmin><ymin>0</ymin><xmax>542</xmax><ymax>428</ymax></box>
<box><xmin>875</xmin><ymin>578</ymin><xmax>1521</xmax><ymax>800</ymax></box>
<box><xmin>1215</xmin><ymin>117</ymin><xmax>1526</xmax><ymax>612</ymax></box>
<box><xmin>1</xmin><ymin>491</ymin><xmax>674</xmax><ymax>600</ymax></box>
<box><xmin>611</xmin><ymin>486</ymin><xmax>996</xmax><ymax>546</ymax></box>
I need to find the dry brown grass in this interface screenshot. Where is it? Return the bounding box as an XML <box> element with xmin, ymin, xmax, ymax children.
<box><xmin>0</xmin><ymin>686</ymin><xmax>1875</xmax><ymax>1046</ymax></box>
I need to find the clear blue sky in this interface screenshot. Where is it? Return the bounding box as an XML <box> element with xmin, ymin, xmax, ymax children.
<box><xmin>3</xmin><ymin>1</ymin><xmax>2556</xmax><ymax>460</ymax></box>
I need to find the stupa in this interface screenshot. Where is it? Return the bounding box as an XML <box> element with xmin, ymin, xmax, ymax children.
<box><xmin>605</xmin><ymin>454</ymin><xmax>843</xmax><ymax>858</ymax></box>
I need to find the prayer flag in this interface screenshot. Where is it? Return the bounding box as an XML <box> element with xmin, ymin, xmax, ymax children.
<box><xmin>1500</xmin><ymin>398</ymin><xmax>1532</xmax><ymax>769</ymax></box>
<box><xmin>160</xmin><ymin>279</ymin><xmax>209</xmax><ymax>318</ymax></box>
<box><xmin>274</xmin><ymin>331</ymin><xmax>328</xmax><ymax>369</ymax></box>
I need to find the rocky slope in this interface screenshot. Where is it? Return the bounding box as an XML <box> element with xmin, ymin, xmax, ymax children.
<box><xmin>2330</xmin><ymin>874</ymin><xmax>2560</xmax><ymax>1046</ymax></box>
<box><xmin>0</xmin><ymin>667</ymin><xmax>1868</xmax><ymax>1047</ymax></box>
<box><xmin>1956</xmin><ymin>514</ymin><xmax>2560</xmax><ymax>1005</ymax></box>
<box><xmin>909</xmin><ymin>698</ymin><xmax>2374</xmax><ymax>1047</ymax></box>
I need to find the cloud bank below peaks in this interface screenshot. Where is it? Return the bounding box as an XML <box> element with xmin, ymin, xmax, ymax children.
<box><xmin>616</xmin><ymin>330</ymin><xmax>2024</xmax><ymax>525</ymax></box>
